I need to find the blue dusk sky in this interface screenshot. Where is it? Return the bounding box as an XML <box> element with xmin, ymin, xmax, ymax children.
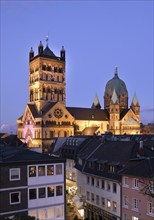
<box><xmin>0</xmin><ymin>0</ymin><xmax>154</xmax><ymax>132</ymax></box>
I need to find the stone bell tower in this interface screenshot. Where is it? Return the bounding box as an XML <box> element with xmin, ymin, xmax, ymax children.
<box><xmin>28</xmin><ymin>38</ymin><xmax>66</xmax><ymax>112</ymax></box>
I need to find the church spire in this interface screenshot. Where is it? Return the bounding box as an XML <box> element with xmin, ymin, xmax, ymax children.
<box><xmin>131</xmin><ymin>93</ymin><xmax>139</xmax><ymax>106</ymax></box>
<box><xmin>91</xmin><ymin>94</ymin><xmax>101</xmax><ymax>109</ymax></box>
<box><xmin>114</xmin><ymin>66</ymin><xmax>118</xmax><ymax>77</ymax></box>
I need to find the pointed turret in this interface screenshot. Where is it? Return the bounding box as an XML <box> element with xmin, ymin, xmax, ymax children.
<box><xmin>29</xmin><ymin>47</ymin><xmax>34</xmax><ymax>60</ymax></box>
<box><xmin>91</xmin><ymin>94</ymin><xmax>101</xmax><ymax>109</ymax></box>
<box><xmin>38</xmin><ymin>41</ymin><xmax>43</xmax><ymax>54</ymax></box>
<box><xmin>60</xmin><ymin>46</ymin><xmax>65</xmax><ymax>61</ymax></box>
<box><xmin>131</xmin><ymin>93</ymin><xmax>139</xmax><ymax>106</ymax></box>
<box><xmin>131</xmin><ymin>93</ymin><xmax>140</xmax><ymax>120</ymax></box>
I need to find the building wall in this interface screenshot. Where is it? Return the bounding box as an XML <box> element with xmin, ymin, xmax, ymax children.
<box><xmin>122</xmin><ymin>176</ymin><xmax>154</xmax><ymax>220</ymax></box>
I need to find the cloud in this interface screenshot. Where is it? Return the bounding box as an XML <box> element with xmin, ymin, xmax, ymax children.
<box><xmin>140</xmin><ymin>108</ymin><xmax>154</xmax><ymax>112</ymax></box>
<box><xmin>0</xmin><ymin>124</ymin><xmax>17</xmax><ymax>134</ymax></box>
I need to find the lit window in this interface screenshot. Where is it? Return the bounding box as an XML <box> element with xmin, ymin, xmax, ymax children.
<box><xmin>132</xmin><ymin>217</ymin><xmax>138</xmax><ymax>220</ymax></box>
<box><xmin>47</xmin><ymin>165</ymin><xmax>54</xmax><ymax>175</ymax></box>
<box><xmin>10</xmin><ymin>192</ymin><xmax>20</xmax><ymax>204</ymax></box>
<box><xmin>29</xmin><ymin>166</ymin><xmax>36</xmax><ymax>177</ymax></box>
<box><xmin>29</xmin><ymin>188</ymin><xmax>37</xmax><ymax>200</ymax></box>
<box><xmin>48</xmin><ymin>207</ymin><xmax>54</xmax><ymax>219</ymax></box>
<box><xmin>113</xmin><ymin>201</ymin><xmax>117</xmax><ymax>212</ymax></box>
<box><xmin>38</xmin><ymin>209</ymin><xmax>46</xmax><ymax>219</ymax></box>
<box><xmin>56</xmin><ymin>185</ymin><xmax>63</xmax><ymax>196</ymax></box>
<box><xmin>56</xmin><ymin>206</ymin><xmax>63</xmax><ymax>218</ymax></box>
<box><xmin>48</xmin><ymin>186</ymin><xmax>54</xmax><ymax>197</ymax></box>
<box><xmin>107</xmin><ymin>200</ymin><xmax>111</xmax><ymax>208</ymax></box>
<box><xmin>39</xmin><ymin>188</ymin><xmax>46</xmax><ymax>198</ymax></box>
<box><xmin>56</xmin><ymin>164</ymin><xmax>62</xmax><ymax>175</ymax></box>
<box><xmin>10</xmin><ymin>168</ymin><xmax>20</xmax><ymax>181</ymax></box>
<box><xmin>38</xmin><ymin>166</ymin><xmax>45</xmax><ymax>176</ymax></box>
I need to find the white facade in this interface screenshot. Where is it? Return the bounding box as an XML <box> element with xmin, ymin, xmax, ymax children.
<box><xmin>77</xmin><ymin>169</ymin><xmax>121</xmax><ymax>220</ymax></box>
<box><xmin>28</xmin><ymin>163</ymin><xmax>65</xmax><ymax>220</ymax></box>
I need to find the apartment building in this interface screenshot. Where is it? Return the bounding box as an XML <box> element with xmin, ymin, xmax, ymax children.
<box><xmin>0</xmin><ymin>144</ymin><xmax>66</xmax><ymax>220</ymax></box>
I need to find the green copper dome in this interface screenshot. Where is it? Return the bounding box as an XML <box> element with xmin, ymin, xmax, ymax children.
<box><xmin>104</xmin><ymin>67</ymin><xmax>128</xmax><ymax>97</ymax></box>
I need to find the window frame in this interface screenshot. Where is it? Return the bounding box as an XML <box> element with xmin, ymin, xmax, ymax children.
<box><xmin>10</xmin><ymin>191</ymin><xmax>21</xmax><ymax>205</ymax></box>
<box><xmin>9</xmin><ymin>168</ymin><xmax>20</xmax><ymax>181</ymax></box>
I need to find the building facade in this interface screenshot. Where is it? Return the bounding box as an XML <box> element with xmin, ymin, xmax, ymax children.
<box><xmin>0</xmin><ymin>145</ymin><xmax>66</xmax><ymax>220</ymax></box>
<box><xmin>17</xmin><ymin>40</ymin><xmax>140</xmax><ymax>151</ymax></box>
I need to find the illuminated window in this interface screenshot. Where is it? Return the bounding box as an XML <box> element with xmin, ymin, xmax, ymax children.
<box><xmin>48</xmin><ymin>207</ymin><xmax>54</xmax><ymax>219</ymax></box>
<box><xmin>56</xmin><ymin>164</ymin><xmax>62</xmax><ymax>175</ymax></box>
<box><xmin>38</xmin><ymin>166</ymin><xmax>45</xmax><ymax>176</ymax></box>
<box><xmin>107</xmin><ymin>200</ymin><xmax>111</xmax><ymax>208</ymax></box>
<box><xmin>47</xmin><ymin>165</ymin><xmax>54</xmax><ymax>175</ymax></box>
<box><xmin>48</xmin><ymin>186</ymin><xmax>54</xmax><ymax>197</ymax></box>
<box><xmin>10</xmin><ymin>192</ymin><xmax>20</xmax><ymax>205</ymax></box>
<box><xmin>38</xmin><ymin>209</ymin><xmax>46</xmax><ymax>219</ymax></box>
<box><xmin>29</xmin><ymin>188</ymin><xmax>37</xmax><ymax>200</ymax></box>
<box><xmin>113</xmin><ymin>201</ymin><xmax>117</xmax><ymax>212</ymax></box>
<box><xmin>56</xmin><ymin>185</ymin><xmax>63</xmax><ymax>196</ymax></box>
<box><xmin>29</xmin><ymin>166</ymin><xmax>36</xmax><ymax>177</ymax></box>
<box><xmin>39</xmin><ymin>188</ymin><xmax>46</xmax><ymax>198</ymax></box>
<box><xmin>56</xmin><ymin>206</ymin><xmax>63</xmax><ymax>218</ymax></box>
<box><xmin>132</xmin><ymin>217</ymin><xmax>138</xmax><ymax>220</ymax></box>
<box><xmin>10</xmin><ymin>168</ymin><xmax>20</xmax><ymax>181</ymax></box>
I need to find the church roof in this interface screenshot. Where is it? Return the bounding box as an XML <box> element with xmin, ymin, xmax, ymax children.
<box><xmin>104</xmin><ymin>67</ymin><xmax>128</xmax><ymax>97</ymax></box>
<box><xmin>42</xmin><ymin>46</ymin><xmax>57</xmax><ymax>58</ymax></box>
<box><xmin>67</xmin><ymin>107</ymin><xmax>109</xmax><ymax>121</ymax></box>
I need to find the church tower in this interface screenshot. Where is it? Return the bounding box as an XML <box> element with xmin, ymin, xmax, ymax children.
<box><xmin>109</xmin><ymin>89</ymin><xmax>120</xmax><ymax>134</ymax></box>
<box><xmin>29</xmin><ymin>38</ymin><xmax>66</xmax><ymax>112</ymax></box>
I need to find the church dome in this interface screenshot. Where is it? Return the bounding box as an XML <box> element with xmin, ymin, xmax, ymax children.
<box><xmin>104</xmin><ymin>67</ymin><xmax>128</xmax><ymax>97</ymax></box>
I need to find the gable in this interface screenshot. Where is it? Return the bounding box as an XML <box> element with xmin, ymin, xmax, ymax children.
<box><xmin>121</xmin><ymin>108</ymin><xmax>139</xmax><ymax>123</ymax></box>
<box><xmin>22</xmin><ymin>104</ymin><xmax>36</xmax><ymax>123</ymax></box>
<box><xmin>42</xmin><ymin>102</ymin><xmax>75</xmax><ymax>122</ymax></box>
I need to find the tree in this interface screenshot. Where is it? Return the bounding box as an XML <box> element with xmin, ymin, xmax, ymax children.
<box><xmin>140</xmin><ymin>179</ymin><xmax>154</xmax><ymax>198</ymax></box>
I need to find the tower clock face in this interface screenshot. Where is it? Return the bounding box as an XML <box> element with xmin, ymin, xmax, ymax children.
<box><xmin>54</xmin><ymin>108</ymin><xmax>63</xmax><ymax>118</ymax></box>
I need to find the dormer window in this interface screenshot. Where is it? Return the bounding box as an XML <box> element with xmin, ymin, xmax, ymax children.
<box><xmin>109</xmin><ymin>165</ymin><xmax>115</xmax><ymax>173</ymax></box>
<box><xmin>78</xmin><ymin>158</ymin><xmax>82</xmax><ymax>166</ymax></box>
